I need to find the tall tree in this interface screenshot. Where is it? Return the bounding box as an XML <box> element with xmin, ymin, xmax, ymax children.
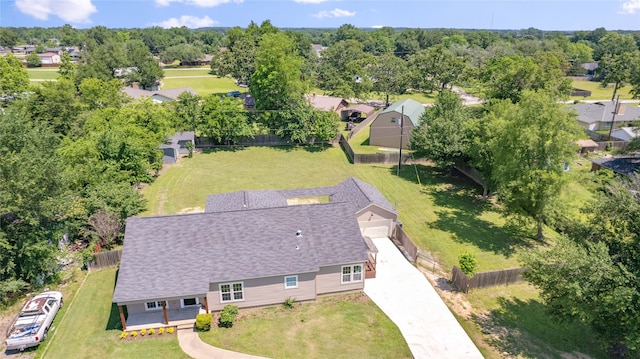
<box><xmin>409</xmin><ymin>45</ymin><xmax>466</xmax><ymax>93</ymax></box>
<box><xmin>200</xmin><ymin>95</ymin><xmax>253</xmax><ymax>145</ymax></box>
<box><xmin>410</xmin><ymin>90</ymin><xmax>470</xmax><ymax>169</ymax></box>
<box><xmin>370</xmin><ymin>53</ymin><xmax>409</xmax><ymax>103</ymax></box>
<box><xmin>0</xmin><ymin>54</ymin><xmax>30</xmax><ymax>96</ymax></box>
<box><xmin>486</xmin><ymin>91</ymin><xmax>582</xmax><ymax>238</ymax></box>
<box><xmin>125</xmin><ymin>39</ymin><xmax>164</xmax><ymax>89</ymax></box>
<box><xmin>599</xmin><ymin>50</ymin><xmax>639</xmax><ymax>101</ymax></box>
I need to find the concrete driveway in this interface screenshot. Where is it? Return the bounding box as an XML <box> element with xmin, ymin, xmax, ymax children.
<box><xmin>364</xmin><ymin>237</ymin><xmax>483</xmax><ymax>359</ymax></box>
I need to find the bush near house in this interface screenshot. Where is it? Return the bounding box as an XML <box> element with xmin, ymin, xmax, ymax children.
<box><xmin>196</xmin><ymin>313</ymin><xmax>213</xmax><ymax>331</ymax></box>
<box><xmin>218</xmin><ymin>305</ymin><xmax>238</xmax><ymax>328</ymax></box>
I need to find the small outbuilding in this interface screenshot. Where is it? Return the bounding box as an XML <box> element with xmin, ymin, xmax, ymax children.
<box><xmin>369</xmin><ymin>99</ymin><xmax>425</xmax><ymax>149</ymax></box>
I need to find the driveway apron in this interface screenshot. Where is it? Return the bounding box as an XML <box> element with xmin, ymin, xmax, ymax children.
<box><xmin>364</xmin><ymin>237</ymin><xmax>483</xmax><ymax>359</ymax></box>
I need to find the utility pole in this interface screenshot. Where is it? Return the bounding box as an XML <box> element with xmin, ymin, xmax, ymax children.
<box><xmin>607</xmin><ymin>95</ymin><xmax>621</xmax><ymax>142</ymax></box>
<box><xmin>397</xmin><ymin>105</ymin><xmax>404</xmax><ymax>176</ymax></box>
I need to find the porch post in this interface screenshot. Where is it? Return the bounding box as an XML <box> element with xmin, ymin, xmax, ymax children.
<box><xmin>204</xmin><ymin>296</ymin><xmax>209</xmax><ymax>313</ymax></box>
<box><xmin>162</xmin><ymin>301</ymin><xmax>169</xmax><ymax>325</ymax></box>
<box><xmin>118</xmin><ymin>305</ymin><xmax>127</xmax><ymax>331</ymax></box>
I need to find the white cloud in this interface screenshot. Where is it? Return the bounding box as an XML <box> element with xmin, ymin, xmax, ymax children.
<box><xmin>153</xmin><ymin>15</ymin><xmax>218</xmax><ymax>28</ymax></box>
<box><xmin>313</xmin><ymin>8</ymin><xmax>355</xmax><ymax>18</ymax></box>
<box><xmin>156</xmin><ymin>0</ymin><xmax>243</xmax><ymax>7</ymax></box>
<box><xmin>294</xmin><ymin>0</ymin><xmax>328</xmax><ymax>3</ymax></box>
<box><xmin>620</xmin><ymin>0</ymin><xmax>640</xmax><ymax>14</ymax></box>
<box><xmin>15</xmin><ymin>0</ymin><xmax>96</xmax><ymax>23</ymax></box>
<box><xmin>371</xmin><ymin>25</ymin><xmax>384</xmax><ymax>29</ymax></box>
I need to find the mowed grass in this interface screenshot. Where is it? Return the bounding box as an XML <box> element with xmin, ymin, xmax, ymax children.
<box><xmin>162</xmin><ymin>76</ymin><xmax>244</xmax><ymax>96</ymax></box>
<box><xmin>571</xmin><ymin>80</ymin><xmax>635</xmax><ymax>100</ymax></box>
<box><xmin>27</xmin><ymin>68</ymin><xmax>59</xmax><ymax>80</ymax></box>
<box><xmin>144</xmin><ymin>146</ymin><xmax>540</xmax><ymax>271</ymax></box>
<box><xmin>467</xmin><ymin>283</ymin><xmax>607</xmax><ymax>358</ymax></box>
<box><xmin>163</xmin><ymin>68</ymin><xmax>213</xmax><ymax>77</ymax></box>
<box><xmin>42</xmin><ymin>267</ymin><xmax>188</xmax><ymax>359</ymax></box>
<box><xmin>199</xmin><ymin>293</ymin><xmax>411</xmax><ymax>359</ymax></box>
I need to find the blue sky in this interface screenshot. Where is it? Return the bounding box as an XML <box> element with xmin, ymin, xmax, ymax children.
<box><xmin>0</xmin><ymin>0</ymin><xmax>639</xmax><ymax>31</ymax></box>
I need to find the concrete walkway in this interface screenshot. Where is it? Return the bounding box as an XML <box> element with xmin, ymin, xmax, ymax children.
<box><xmin>177</xmin><ymin>327</ymin><xmax>269</xmax><ymax>359</ymax></box>
<box><xmin>364</xmin><ymin>237</ymin><xmax>483</xmax><ymax>359</ymax></box>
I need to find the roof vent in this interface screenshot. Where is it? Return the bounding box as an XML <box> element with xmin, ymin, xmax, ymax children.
<box><xmin>295</xmin><ymin>245</ymin><xmax>300</xmax><ymax>250</ymax></box>
<box><xmin>296</xmin><ymin>229</ymin><xmax>302</xmax><ymax>237</ymax></box>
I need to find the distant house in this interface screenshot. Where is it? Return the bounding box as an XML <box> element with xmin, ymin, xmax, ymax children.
<box><xmin>0</xmin><ymin>47</ymin><xmax>10</xmax><ymax>56</ymax></box>
<box><xmin>369</xmin><ymin>99</ymin><xmax>425</xmax><ymax>149</ymax></box>
<box><xmin>341</xmin><ymin>104</ymin><xmax>376</xmax><ymax>122</ymax></box>
<box><xmin>112</xmin><ymin>177</ymin><xmax>397</xmax><ymax>330</ymax></box>
<box><xmin>37</xmin><ymin>52</ymin><xmax>61</xmax><ymax>65</ymax></box>
<box><xmin>311</xmin><ymin>44</ymin><xmax>327</xmax><ymax>57</ymax></box>
<box><xmin>581</xmin><ymin>62</ymin><xmax>598</xmax><ymax>76</ymax></box>
<box><xmin>590</xmin><ymin>155</ymin><xmax>640</xmax><ymax>177</ymax></box>
<box><xmin>159</xmin><ymin>132</ymin><xmax>195</xmax><ymax>164</ymax></box>
<box><xmin>121</xmin><ymin>86</ymin><xmax>197</xmax><ymax>103</ymax></box>
<box><xmin>307</xmin><ymin>94</ymin><xmax>349</xmax><ymax>114</ymax></box>
<box><xmin>576</xmin><ymin>139</ymin><xmax>599</xmax><ymax>155</ymax></box>
<box><xmin>181</xmin><ymin>54</ymin><xmax>213</xmax><ymax>66</ymax></box>
<box><xmin>571</xmin><ymin>101</ymin><xmax>640</xmax><ymax>131</ymax></box>
<box><xmin>610</xmin><ymin>127</ymin><xmax>639</xmax><ymax>142</ymax></box>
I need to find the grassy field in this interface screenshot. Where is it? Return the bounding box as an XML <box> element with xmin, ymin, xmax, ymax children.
<box><xmin>41</xmin><ymin>267</ymin><xmax>188</xmax><ymax>359</ymax></box>
<box><xmin>571</xmin><ymin>80</ymin><xmax>635</xmax><ymax>100</ymax></box>
<box><xmin>27</xmin><ymin>68</ymin><xmax>59</xmax><ymax>80</ymax></box>
<box><xmin>199</xmin><ymin>293</ymin><xmax>411</xmax><ymax>359</ymax></box>
<box><xmin>162</xmin><ymin>76</ymin><xmax>244</xmax><ymax>96</ymax></box>
<box><xmin>163</xmin><ymin>68</ymin><xmax>213</xmax><ymax>77</ymax></box>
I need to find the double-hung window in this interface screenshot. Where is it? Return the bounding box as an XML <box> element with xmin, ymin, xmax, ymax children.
<box><xmin>341</xmin><ymin>265</ymin><xmax>363</xmax><ymax>283</ymax></box>
<box><xmin>219</xmin><ymin>282</ymin><xmax>244</xmax><ymax>303</ymax></box>
<box><xmin>180</xmin><ymin>297</ymin><xmax>199</xmax><ymax>308</ymax></box>
<box><xmin>145</xmin><ymin>301</ymin><xmax>167</xmax><ymax>311</ymax></box>
<box><xmin>284</xmin><ymin>275</ymin><xmax>298</xmax><ymax>289</ymax></box>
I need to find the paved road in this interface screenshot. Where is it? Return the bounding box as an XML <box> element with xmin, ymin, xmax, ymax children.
<box><xmin>364</xmin><ymin>237</ymin><xmax>483</xmax><ymax>359</ymax></box>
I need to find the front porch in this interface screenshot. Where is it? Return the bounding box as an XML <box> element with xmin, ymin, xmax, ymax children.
<box><xmin>123</xmin><ymin>306</ymin><xmax>207</xmax><ymax>331</ymax></box>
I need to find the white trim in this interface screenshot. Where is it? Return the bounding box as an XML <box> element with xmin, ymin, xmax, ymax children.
<box><xmin>145</xmin><ymin>301</ymin><xmax>167</xmax><ymax>311</ymax></box>
<box><xmin>341</xmin><ymin>264</ymin><xmax>363</xmax><ymax>284</ymax></box>
<box><xmin>219</xmin><ymin>282</ymin><xmax>244</xmax><ymax>303</ymax></box>
<box><xmin>180</xmin><ymin>297</ymin><xmax>200</xmax><ymax>308</ymax></box>
<box><xmin>284</xmin><ymin>275</ymin><xmax>298</xmax><ymax>289</ymax></box>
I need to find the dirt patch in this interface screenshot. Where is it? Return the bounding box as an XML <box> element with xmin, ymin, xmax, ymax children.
<box><xmin>422</xmin><ymin>270</ymin><xmax>474</xmax><ymax>319</ymax></box>
<box><xmin>177</xmin><ymin>207</ymin><xmax>204</xmax><ymax>214</ymax></box>
<box><xmin>561</xmin><ymin>352</ymin><xmax>595</xmax><ymax>359</ymax></box>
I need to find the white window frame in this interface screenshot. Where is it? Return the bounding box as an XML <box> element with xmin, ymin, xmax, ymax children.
<box><xmin>145</xmin><ymin>301</ymin><xmax>168</xmax><ymax>311</ymax></box>
<box><xmin>284</xmin><ymin>275</ymin><xmax>298</xmax><ymax>289</ymax></box>
<box><xmin>341</xmin><ymin>264</ymin><xmax>363</xmax><ymax>284</ymax></box>
<box><xmin>219</xmin><ymin>282</ymin><xmax>244</xmax><ymax>303</ymax></box>
<box><xmin>180</xmin><ymin>297</ymin><xmax>200</xmax><ymax>308</ymax></box>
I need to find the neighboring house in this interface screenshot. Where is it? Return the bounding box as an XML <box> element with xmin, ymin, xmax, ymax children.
<box><xmin>369</xmin><ymin>98</ymin><xmax>425</xmax><ymax>149</ymax></box>
<box><xmin>159</xmin><ymin>131</ymin><xmax>195</xmax><ymax>164</ymax></box>
<box><xmin>0</xmin><ymin>47</ymin><xmax>11</xmax><ymax>56</ymax></box>
<box><xmin>571</xmin><ymin>101</ymin><xmax>640</xmax><ymax>131</ymax></box>
<box><xmin>590</xmin><ymin>155</ymin><xmax>640</xmax><ymax>177</ymax></box>
<box><xmin>37</xmin><ymin>52</ymin><xmax>61</xmax><ymax>64</ymax></box>
<box><xmin>121</xmin><ymin>86</ymin><xmax>197</xmax><ymax>103</ymax></box>
<box><xmin>576</xmin><ymin>139</ymin><xmax>599</xmax><ymax>155</ymax></box>
<box><xmin>610</xmin><ymin>127</ymin><xmax>639</xmax><ymax>141</ymax></box>
<box><xmin>307</xmin><ymin>94</ymin><xmax>349</xmax><ymax>114</ymax></box>
<box><xmin>311</xmin><ymin>44</ymin><xmax>327</xmax><ymax>57</ymax></box>
<box><xmin>581</xmin><ymin>62</ymin><xmax>598</xmax><ymax>76</ymax></box>
<box><xmin>181</xmin><ymin>54</ymin><xmax>213</xmax><ymax>66</ymax></box>
<box><xmin>112</xmin><ymin>177</ymin><xmax>397</xmax><ymax>330</ymax></box>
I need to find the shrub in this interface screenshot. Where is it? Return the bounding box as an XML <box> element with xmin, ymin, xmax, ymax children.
<box><xmin>283</xmin><ymin>297</ymin><xmax>295</xmax><ymax>309</ymax></box>
<box><xmin>140</xmin><ymin>328</ymin><xmax>147</xmax><ymax>336</ymax></box>
<box><xmin>130</xmin><ymin>331</ymin><xmax>138</xmax><ymax>337</ymax></box>
<box><xmin>119</xmin><ymin>331</ymin><xmax>128</xmax><ymax>339</ymax></box>
<box><xmin>158</xmin><ymin>327</ymin><xmax>165</xmax><ymax>335</ymax></box>
<box><xmin>218</xmin><ymin>305</ymin><xmax>239</xmax><ymax>328</ymax></box>
<box><xmin>458</xmin><ymin>252</ymin><xmax>477</xmax><ymax>278</ymax></box>
<box><xmin>148</xmin><ymin>328</ymin><xmax>155</xmax><ymax>335</ymax></box>
<box><xmin>167</xmin><ymin>327</ymin><xmax>175</xmax><ymax>334</ymax></box>
<box><xmin>195</xmin><ymin>313</ymin><xmax>213</xmax><ymax>331</ymax></box>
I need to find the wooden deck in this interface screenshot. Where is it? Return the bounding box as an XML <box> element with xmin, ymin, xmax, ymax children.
<box><xmin>365</xmin><ymin>258</ymin><xmax>376</xmax><ymax>279</ymax></box>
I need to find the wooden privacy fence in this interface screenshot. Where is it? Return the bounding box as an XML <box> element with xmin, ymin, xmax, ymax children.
<box><xmin>391</xmin><ymin>224</ymin><xmax>419</xmax><ymax>263</ymax></box>
<box><xmin>88</xmin><ymin>249</ymin><xmax>122</xmax><ymax>271</ymax></box>
<box><xmin>451</xmin><ymin>265</ymin><xmax>527</xmax><ymax>293</ymax></box>
<box><xmin>338</xmin><ymin>134</ymin><xmax>412</xmax><ymax>165</ymax></box>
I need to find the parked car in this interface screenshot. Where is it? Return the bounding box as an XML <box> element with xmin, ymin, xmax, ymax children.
<box><xmin>5</xmin><ymin>291</ymin><xmax>63</xmax><ymax>351</ymax></box>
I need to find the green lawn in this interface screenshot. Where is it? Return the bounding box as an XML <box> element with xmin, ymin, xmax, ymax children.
<box><xmin>27</xmin><ymin>68</ymin><xmax>60</xmax><ymax>80</ymax></box>
<box><xmin>467</xmin><ymin>283</ymin><xmax>607</xmax><ymax>358</ymax></box>
<box><xmin>145</xmin><ymin>146</ymin><xmax>541</xmax><ymax>272</ymax></box>
<box><xmin>41</xmin><ymin>267</ymin><xmax>188</xmax><ymax>359</ymax></box>
<box><xmin>199</xmin><ymin>294</ymin><xmax>411</xmax><ymax>359</ymax></box>
<box><xmin>162</xmin><ymin>76</ymin><xmax>244</xmax><ymax>96</ymax></box>
<box><xmin>571</xmin><ymin>80</ymin><xmax>635</xmax><ymax>100</ymax></box>
<box><xmin>163</xmin><ymin>68</ymin><xmax>213</xmax><ymax>77</ymax></box>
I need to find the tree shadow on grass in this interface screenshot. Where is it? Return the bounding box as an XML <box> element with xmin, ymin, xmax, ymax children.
<box><xmin>200</xmin><ymin>146</ymin><xmax>247</xmax><ymax>154</ymax></box>
<box><xmin>480</xmin><ymin>297</ymin><xmax>606</xmax><ymax>358</ymax></box>
<box><xmin>392</xmin><ymin>164</ymin><xmax>536</xmax><ymax>257</ymax></box>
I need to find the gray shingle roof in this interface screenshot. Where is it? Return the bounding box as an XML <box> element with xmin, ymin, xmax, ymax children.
<box><xmin>112</xmin><ymin>202</ymin><xmax>368</xmax><ymax>304</ymax></box>
<box><xmin>571</xmin><ymin>101</ymin><xmax>640</xmax><ymax>124</ymax></box>
<box><xmin>590</xmin><ymin>156</ymin><xmax>640</xmax><ymax>176</ymax></box>
<box><xmin>381</xmin><ymin>99</ymin><xmax>425</xmax><ymax>126</ymax></box>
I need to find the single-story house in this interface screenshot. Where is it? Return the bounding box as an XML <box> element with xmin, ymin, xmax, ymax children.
<box><xmin>307</xmin><ymin>94</ymin><xmax>349</xmax><ymax>114</ymax></box>
<box><xmin>341</xmin><ymin>104</ymin><xmax>376</xmax><ymax>122</ymax></box>
<box><xmin>581</xmin><ymin>62</ymin><xmax>598</xmax><ymax>75</ymax></box>
<box><xmin>37</xmin><ymin>52</ymin><xmax>61</xmax><ymax>64</ymax></box>
<box><xmin>122</xmin><ymin>86</ymin><xmax>197</xmax><ymax>103</ymax></box>
<box><xmin>159</xmin><ymin>131</ymin><xmax>195</xmax><ymax>163</ymax></box>
<box><xmin>112</xmin><ymin>177</ymin><xmax>397</xmax><ymax>330</ymax></box>
<box><xmin>576</xmin><ymin>139</ymin><xmax>599</xmax><ymax>155</ymax></box>
<box><xmin>610</xmin><ymin>127</ymin><xmax>639</xmax><ymax>142</ymax></box>
<box><xmin>369</xmin><ymin>98</ymin><xmax>425</xmax><ymax>149</ymax></box>
<box><xmin>181</xmin><ymin>54</ymin><xmax>214</xmax><ymax>66</ymax></box>
<box><xmin>311</xmin><ymin>44</ymin><xmax>327</xmax><ymax>57</ymax></box>
<box><xmin>590</xmin><ymin>155</ymin><xmax>640</xmax><ymax>177</ymax></box>
<box><xmin>571</xmin><ymin>101</ymin><xmax>640</xmax><ymax>131</ymax></box>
